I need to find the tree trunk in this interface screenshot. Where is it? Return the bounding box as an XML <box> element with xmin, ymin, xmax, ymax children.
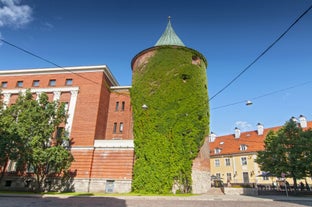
<box><xmin>0</xmin><ymin>159</ymin><xmax>9</xmax><ymax>183</ymax></box>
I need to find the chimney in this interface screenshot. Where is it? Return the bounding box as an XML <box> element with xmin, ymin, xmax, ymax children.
<box><xmin>209</xmin><ymin>132</ymin><xmax>216</xmax><ymax>142</ymax></box>
<box><xmin>299</xmin><ymin>115</ymin><xmax>307</xmax><ymax>128</ymax></box>
<box><xmin>234</xmin><ymin>127</ymin><xmax>241</xmax><ymax>138</ymax></box>
<box><xmin>257</xmin><ymin>123</ymin><xmax>264</xmax><ymax>135</ymax></box>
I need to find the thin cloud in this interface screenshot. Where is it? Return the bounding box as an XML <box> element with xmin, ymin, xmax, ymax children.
<box><xmin>0</xmin><ymin>0</ymin><xmax>33</xmax><ymax>28</ymax></box>
<box><xmin>235</xmin><ymin>121</ymin><xmax>253</xmax><ymax>131</ymax></box>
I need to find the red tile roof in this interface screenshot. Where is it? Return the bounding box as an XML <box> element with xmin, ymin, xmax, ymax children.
<box><xmin>210</xmin><ymin>121</ymin><xmax>312</xmax><ymax>157</ymax></box>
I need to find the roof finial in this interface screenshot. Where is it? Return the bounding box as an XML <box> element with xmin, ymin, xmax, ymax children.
<box><xmin>168</xmin><ymin>16</ymin><xmax>171</xmax><ymax>22</ymax></box>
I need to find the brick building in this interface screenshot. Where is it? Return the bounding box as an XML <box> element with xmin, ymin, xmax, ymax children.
<box><xmin>0</xmin><ymin>65</ymin><xmax>134</xmax><ymax>192</ymax></box>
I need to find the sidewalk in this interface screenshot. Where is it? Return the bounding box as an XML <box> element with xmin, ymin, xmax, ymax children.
<box><xmin>1</xmin><ymin>192</ymin><xmax>312</xmax><ymax>202</ymax></box>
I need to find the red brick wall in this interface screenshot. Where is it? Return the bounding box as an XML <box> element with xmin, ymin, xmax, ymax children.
<box><xmin>105</xmin><ymin>89</ymin><xmax>133</xmax><ymax>140</ymax></box>
<box><xmin>90</xmin><ymin>149</ymin><xmax>134</xmax><ymax>179</ymax></box>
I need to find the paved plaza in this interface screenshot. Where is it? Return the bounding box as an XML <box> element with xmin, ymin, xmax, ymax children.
<box><xmin>0</xmin><ymin>193</ymin><xmax>312</xmax><ymax>207</ymax></box>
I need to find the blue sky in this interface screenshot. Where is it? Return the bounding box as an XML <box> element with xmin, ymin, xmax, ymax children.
<box><xmin>0</xmin><ymin>0</ymin><xmax>312</xmax><ymax>135</ymax></box>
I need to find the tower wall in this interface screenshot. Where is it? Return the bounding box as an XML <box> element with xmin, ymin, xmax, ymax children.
<box><xmin>131</xmin><ymin>46</ymin><xmax>210</xmax><ymax>193</ymax></box>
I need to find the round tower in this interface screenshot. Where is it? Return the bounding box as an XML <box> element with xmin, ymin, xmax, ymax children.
<box><xmin>131</xmin><ymin>18</ymin><xmax>210</xmax><ymax>194</ymax></box>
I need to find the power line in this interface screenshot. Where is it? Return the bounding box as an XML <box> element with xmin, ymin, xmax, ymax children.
<box><xmin>212</xmin><ymin>80</ymin><xmax>312</xmax><ymax>110</ymax></box>
<box><xmin>209</xmin><ymin>4</ymin><xmax>312</xmax><ymax>102</ymax></box>
<box><xmin>0</xmin><ymin>38</ymin><xmax>100</xmax><ymax>85</ymax></box>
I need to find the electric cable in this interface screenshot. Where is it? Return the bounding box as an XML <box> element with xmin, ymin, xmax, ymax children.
<box><xmin>209</xmin><ymin>4</ymin><xmax>312</xmax><ymax>102</ymax></box>
<box><xmin>0</xmin><ymin>38</ymin><xmax>100</xmax><ymax>85</ymax></box>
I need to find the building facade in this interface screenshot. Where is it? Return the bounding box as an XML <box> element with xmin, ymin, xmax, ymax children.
<box><xmin>209</xmin><ymin>116</ymin><xmax>312</xmax><ymax>187</ymax></box>
<box><xmin>0</xmin><ymin>65</ymin><xmax>134</xmax><ymax>193</ymax></box>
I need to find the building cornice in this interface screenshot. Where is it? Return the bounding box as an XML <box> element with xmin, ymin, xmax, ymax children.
<box><xmin>0</xmin><ymin>65</ymin><xmax>119</xmax><ymax>86</ymax></box>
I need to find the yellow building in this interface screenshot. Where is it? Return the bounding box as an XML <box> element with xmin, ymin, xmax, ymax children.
<box><xmin>209</xmin><ymin>116</ymin><xmax>312</xmax><ymax>188</ymax></box>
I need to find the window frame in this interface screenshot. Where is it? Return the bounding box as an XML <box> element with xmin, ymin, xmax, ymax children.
<box><xmin>32</xmin><ymin>80</ymin><xmax>40</xmax><ymax>87</ymax></box>
<box><xmin>16</xmin><ymin>80</ymin><xmax>23</xmax><ymax>87</ymax></box>
<box><xmin>1</xmin><ymin>81</ymin><xmax>8</xmax><ymax>88</ymax></box>
<box><xmin>49</xmin><ymin>79</ymin><xmax>56</xmax><ymax>86</ymax></box>
<box><xmin>225</xmin><ymin>158</ymin><xmax>231</xmax><ymax>166</ymax></box>
<box><xmin>241</xmin><ymin>157</ymin><xmax>247</xmax><ymax>166</ymax></box>
<box><xmin>65</xmin><ymin>78</ymin><xmax>73</xmax><ymax>86</ymax></box>
<box><xmin>214</xmin><ymin>159</ymin><xmax>220</xmax><ymax>167</ymax></box>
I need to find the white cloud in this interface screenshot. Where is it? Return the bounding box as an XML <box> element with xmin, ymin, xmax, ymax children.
<box><xmin>0</xmin><ymin>0</ymin><xmax>33</xmax><ymax>28</ymax></box>
<box><xmin>235</xmin><ymin>121</ymin><xmax>253</xmax><ymax>131</ymax></box>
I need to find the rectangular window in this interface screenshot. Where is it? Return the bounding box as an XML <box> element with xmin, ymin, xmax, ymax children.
<box><xmin>49</xmin><ymin>79</ymin><xmax>56</xmax><ymax>86</ymax></box>
<box><xmin>119</xmin><ymin>122</ymin><xmax>124</xmax><ymax>133</ymax></box>
<box><xmin>56</xmin><ymin>127</ymin><xmax>64</xmax><ymax>139</ymax></box>
<box><xmin>7</xmin><ymin>160</ymin><xmax>16</xmax><ymax>172</ymax></box>
<box><xmin>214</xmin><ymin>148</ymin><xmax>221</xmax><ymax>154</ymax></box>
<box><xmin>121</xmin><ymin>101</ymin><xmax>125</xmax><ymax>111</ymax></box>
<box><xmin>113</xmin><ymin>122</ymin><xmax>117</xmax><ymax>133</ymax></box>
<box><xmin>65</xmin><ymin>78</ymin><xmax>73</xmax><ymax>86</ymax></box>
<box><xmin>115</xmin><ymin>102</ymin><xmax>119</xmax><ymax>111</ymax></box>
<box><xmin>216</xmin><ymin>173</ymin><xmax>221</xmax><ymax>179</ymax></box>
<box><xmin>16</xmin><ymin>81</ymin><xmax>23</xmax><ymax>87</ymax></box>
<box><xmin>241</xmin><ymin>157</ymin><xmax>247</xmax><ymax>165</ymax></box>
<box><xmin>226</xmin><ymin>173</ymin><xmax>232</xmax><ymax>182</ymax></box>
<box><xmin>214</xmin><ymin>159</ymin><xmax>220</xmax><ymax>167</ymax></box>
<box><xmin>1</xmin><ymin>81</ymin><xmax>8</xmax><ymax>88</ymax></box>
<box><xmin>64</xmin><ymin>102</ymin><xmax>69</xmax><ymax>111</ymax></box>
<box><xmin>240</xmin><ymin>144</ymin><xmax>247</xmax><ymax>151</ymax></box>
<box><xmin>225</xmin><ymin>158</ymin><xmax>231</xmax><ymax>166</ymax></box>
<box><xmin>32</xmin><ymin>80</ymin><xmax>40</xmax><ymax>87</ymax></box>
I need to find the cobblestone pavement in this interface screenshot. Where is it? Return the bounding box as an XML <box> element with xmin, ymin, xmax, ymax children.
<box><xmin>0</xmin><ymin>194</ymin><xmax>312</xmax><ymax>207</ymax></box>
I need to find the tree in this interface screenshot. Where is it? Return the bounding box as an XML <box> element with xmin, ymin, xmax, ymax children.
<box><xmin>6</xmin><ymin>90</ymin><xmax>74</xmax><ymax>192</ymax></box>
<box><xmin>256</xmin><ymin>119</ymin><xmax>312</xmax><ymax>190</ymax></box>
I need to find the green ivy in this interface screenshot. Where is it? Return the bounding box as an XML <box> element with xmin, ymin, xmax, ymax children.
<box><xmin>131</xmin><ymin>46</ymin><xmax>210</xmax><ymax>194</ymax></box>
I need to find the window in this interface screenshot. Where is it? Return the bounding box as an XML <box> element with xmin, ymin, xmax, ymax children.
<box><xmin>119</xmin><ymin>122</ymin><xmax>124</xmax><ymax>133</ymax></box>
<box><xmin>32</xmin><ymin>80</ymin><xmax>40</xmax><ymax>87</ymax></box>
<box><xmin>226</xmin><ymin>173</ymin><xmax>232</xmax><ymax>182</ymax></box>
<box><xmin>214</xmin><ymin>148</ymin><xmax>221</xmax><ymax>154</ymax></box>
<box><xmin>216</xmin><ymin>173</ymin><xmax>221</xmax><ymax>179</ymax></box>
<box><xmin>241</xmin><ymin>157</ymin><xmax>247</xmax><ymax>165</ymax></box>
<box><xmin>225</xmin><ymin>158</ymin><xmax>231</xmax><ymax>166</ymax></box>
<box><xmin>7</xmin><ymin>160</ymin><xmax>16</xmax><ymax>172</ymax></box>
<box><xmin>1</xmin><ymin>81</ymin><xmax>7</xmax><ymax>88</ymax></box>
<box><xmin>64</xmin><ymin>102</ymin><xmax>69</xmax><ymax>111</ymax></box>
<box><xmin>240</xmin><ymin>144</ymin><xmax>248</xmax><ymax>151</ymax></box>
<box><xmin>16</xmin><ymin>81</ymin><xmax>23</xmax><ymax>87</ymax></box>
<box><xmin>113</xmin><ymin>122</ymin><xmax>117</xmax><ymax>133</ymax></box>
<box><xmin>121</xmin><ymin>101</ymin><xmax>125</xmax><ymax>111</ymax></box>
<box><xmin>115</xmin><ymin>102</ymin><xmax>119</xmax><ymax>111</ymax></box>
<box><xmin>49</xmin><ymin>79</ymin><xmax>56</xmax><ymax>86</ymax></box>
<box><xmin>65</xmin><ymin>78</ymin><xmax>73</xmax><ymax>86</ymax></box>
<box><xmin>214</xmin><ymin>159</ymin><xmax>220</xmax><ymax>167</ymax></box>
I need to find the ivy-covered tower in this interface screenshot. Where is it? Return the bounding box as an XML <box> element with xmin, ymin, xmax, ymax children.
<box><xmin>131</xmin><ymin>18</ymin><xmax>210</xmax><ymax>194</ymax></box>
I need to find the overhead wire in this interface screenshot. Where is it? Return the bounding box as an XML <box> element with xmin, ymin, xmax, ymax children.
<box><xmin>211</xmin><ymin>80</ymin><xmax>312</xmax><ymax>110</ymax></box>
<box><xmin>209</xmin><ymin>4</ymin><xmax>312</xmax><ymax>102</ymax></box>
<box><xmin>0</xmin><ymin>38</ymin><xmax>100</xmax><ymax>85</ymax></box>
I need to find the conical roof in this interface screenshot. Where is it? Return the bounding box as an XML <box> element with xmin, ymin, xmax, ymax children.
<box><xmin>155</xmin><ymin>17</ymin><xmax>185</xmax><ymax>47</ymax></box>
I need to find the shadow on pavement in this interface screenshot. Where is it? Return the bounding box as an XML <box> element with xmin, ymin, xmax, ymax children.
<box><xmin>0</xmin><ymin>196</ymin><xmax>127</xmax><ymax>207</ymax></box>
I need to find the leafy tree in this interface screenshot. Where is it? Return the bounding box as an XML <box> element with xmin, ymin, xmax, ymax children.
<box><xmin>6</xmin><ymin>90</ymin><xmax>74</xmax><ymax>192</ymax></box>
<box><xmin>256</xmin><ymin>120</ymin><xmax>312</xmax><ymax>189</ymax></box>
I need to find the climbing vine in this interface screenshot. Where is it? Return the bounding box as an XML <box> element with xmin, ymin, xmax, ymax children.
<box><xmin>131</xmin><ymin>46</ymin><xmax>209</xmax><ymax>194</ymax></box>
